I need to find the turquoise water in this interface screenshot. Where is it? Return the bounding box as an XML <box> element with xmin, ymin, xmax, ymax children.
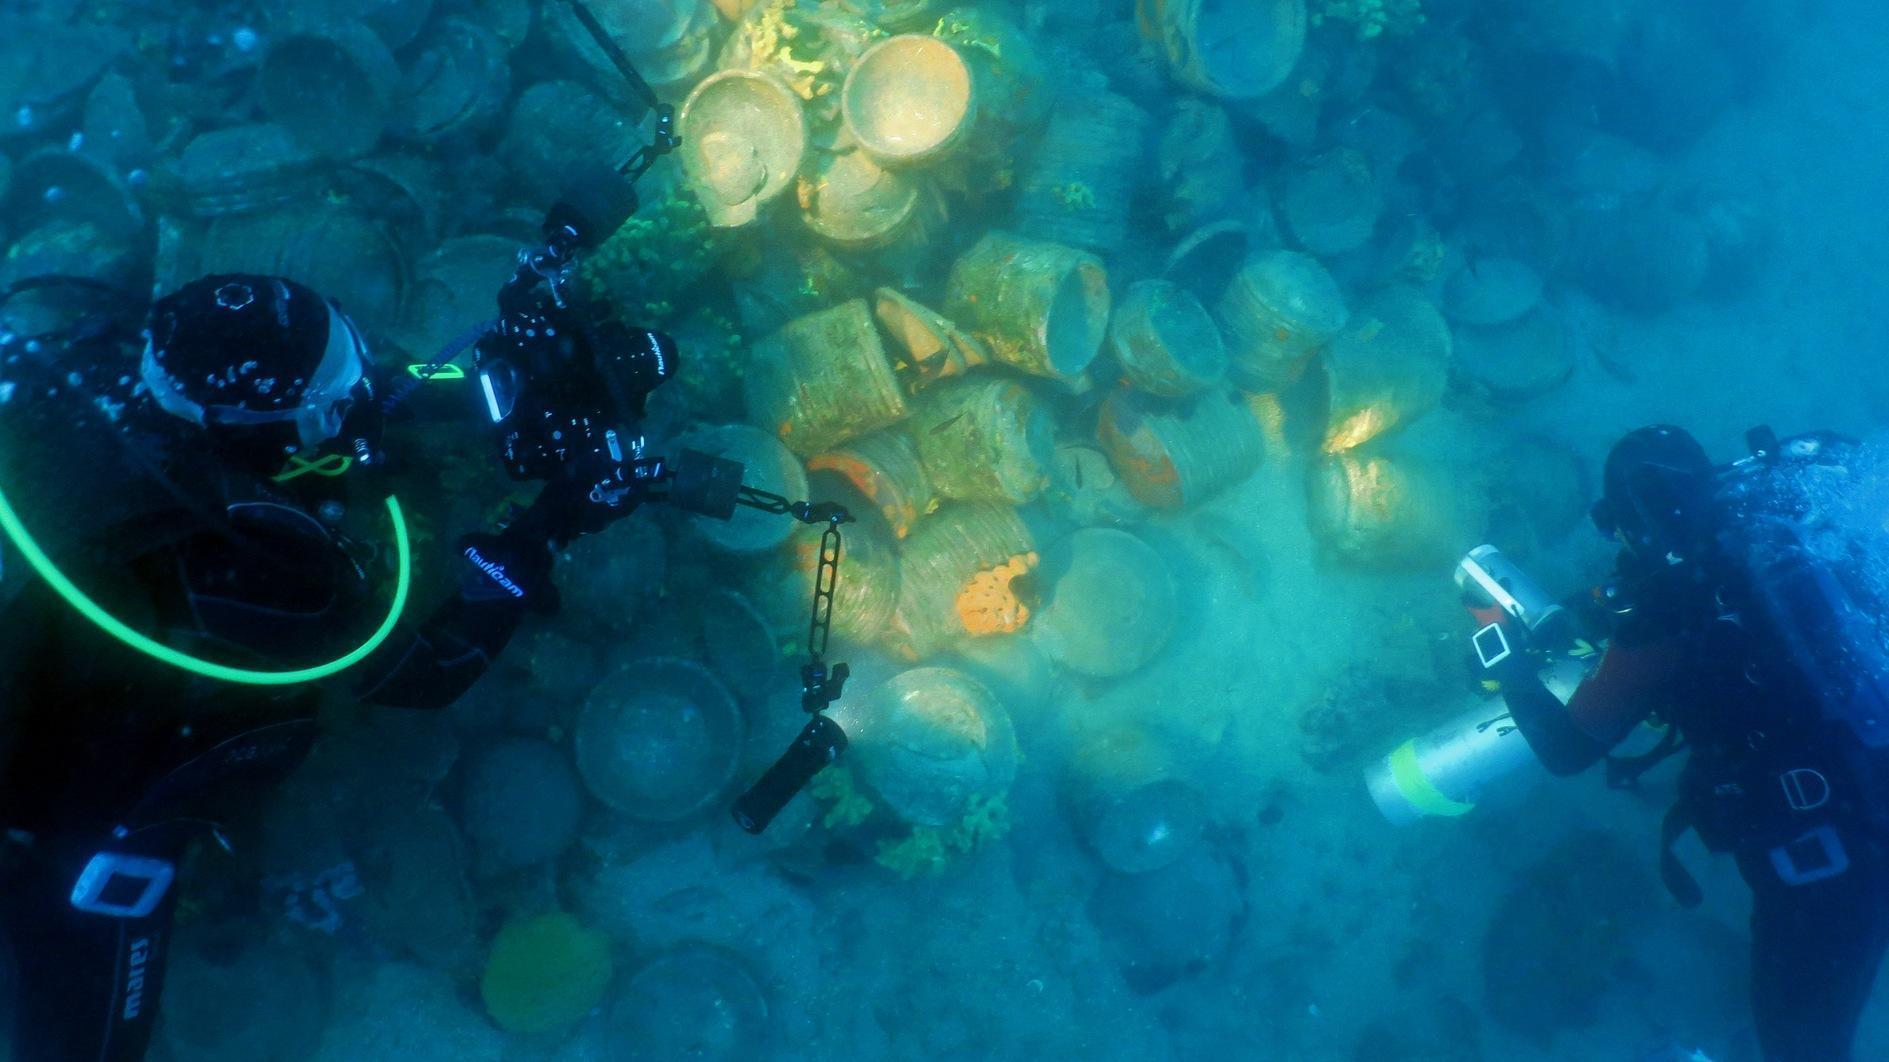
<box><xmin>2</xmin><ymin>0</ymin><xmax>1888</xmax><ymax>1058</ymax></box>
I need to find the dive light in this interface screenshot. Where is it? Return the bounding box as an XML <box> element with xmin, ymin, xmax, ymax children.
<box><xmin>1456</xmin><ymin>544</ymin><xmax>1567</xmax><ymax>669</ymax></box>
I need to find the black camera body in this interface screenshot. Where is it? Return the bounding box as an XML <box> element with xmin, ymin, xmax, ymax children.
<box><xmin>485</xmin><ymin>314</ymin><xmax>661</xmax><ymax>483</ymax></box>
<box><xmin>476</xmin><ymin>167</ymin><xmax>676</xmax><ymax>487</ymax></box>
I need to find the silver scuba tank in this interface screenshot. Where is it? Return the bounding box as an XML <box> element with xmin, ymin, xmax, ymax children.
<box><xmin>1365</xmin><ymin>654</ymin><xmax>1592</xmax><ymax>825</ymax></box>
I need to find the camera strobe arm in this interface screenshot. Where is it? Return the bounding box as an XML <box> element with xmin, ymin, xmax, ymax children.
<box><xmin>635</xmin><ymin>457</ymin><xmax>857</xmax><ymax>835</ymax></box>
<box><xmin>564</xmin><ymin>0</ymin><xmax>681</xmax><ymax>183</ymax></box>
<box><xmin>727</xmin><ymin>498</ymin><xmax>852</xmax><ymax>834</ymax></box>
<box><xmin>732</xmin><ymin>486</ymin><xmax>855</xmax><ymax>530</ymax></box>
<box><xmin>566</xmin><ymin>0</ymin><xmax>663</xmax><ymax>121</ymax></box>
<box><xmin>389</xmin><ymin>1</ymin><xmax>675</xmax><ymax>431</ymax></box>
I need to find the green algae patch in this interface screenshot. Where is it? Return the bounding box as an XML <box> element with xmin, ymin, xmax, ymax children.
<box><xmin>874</xmin><ymin>791</ymin><xmax>1012</xmax><ymax>878</ymax></box>
<box><xmin>808</xmin><ymin>762</ymin><xmax>876</xmax><ymax>829</ymax></box>
<box><xmin>480</xmin><ymin>912</ymin><xmax>614</xmax><ymax>1035</ymax></box>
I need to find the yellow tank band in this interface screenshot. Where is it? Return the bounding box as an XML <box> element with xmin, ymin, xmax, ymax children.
<box><xmin>1389</xmin><ymin>739</ymin><xmax>1475</xmax><ymax>818</ymax></box>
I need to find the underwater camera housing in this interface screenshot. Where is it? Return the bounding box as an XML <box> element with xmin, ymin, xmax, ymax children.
<box><xmin>475</xmin><ymin>157</ymin><xmax>675</xmax><ymax>484</ymax></box>
<box><xmin>468</xmin><ymin>0</ymin><xmax>681</xmax><ymax>483</ymax></box>
<box><xmin>1456</xmin><ymin>544</ymin><xmax>1568</xmax><ymax>669</ymax></box>
<box><xmin>470</xmin><ymin>0</ymin><xmax>851</xmax><ymax>835</ymax></box>
<box><xmin>479</xmin><ymin>309</ymin><xmax>677</xmax><ymax>484</ymax></box>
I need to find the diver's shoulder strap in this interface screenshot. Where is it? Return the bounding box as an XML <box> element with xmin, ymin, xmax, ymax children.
<box><xmin>46</xmin><ymin>431</ymin><xmax>270</xmax><ymax>577</ymax></box>
<box><xmin>125</xmin><ymin>719</ymin><xmax>318</xmax><ymax>826</ymax></box>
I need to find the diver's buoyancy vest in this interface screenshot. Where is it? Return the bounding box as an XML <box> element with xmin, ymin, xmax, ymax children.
<box><xmin>174</xmin><ymin>493</ymin><xmax>368</xmax><ymax>662</ymax></box>
<box><xmin>0</xmin><ymin>472</ymin><xmax>365</xmax><ymax>838</ymax></box>
<box><xmin>1681</xmin><ymin>432</ymin><xmax>1889</xmax><ymax>846</ymax></box>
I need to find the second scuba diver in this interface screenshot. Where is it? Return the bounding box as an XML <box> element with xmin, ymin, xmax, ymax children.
<box><xmin>1490</xmin><ymin>425</ymin><xmax>1889</xmax><ymax>1062</ymax></box>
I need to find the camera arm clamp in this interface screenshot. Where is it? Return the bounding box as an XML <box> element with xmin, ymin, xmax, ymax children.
<box><xmin>585</xmin><ymin>446</ymin><xmax>855</xmax><ymax>719</ymax></box>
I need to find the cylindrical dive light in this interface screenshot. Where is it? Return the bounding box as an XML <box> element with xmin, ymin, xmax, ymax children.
<box><xmin>1370</xmin><ymin>544</ymin><xmax>1687</xmax><ymax>824</ymax></box>
<box><xmin>732</xmin><ymin>713</ymin><xmax>848</xmax><ymax>834</ymax></box>
<box><xmin>1366</xmin><ymin>654</ymin><xmax>1591</xmax><ymax>825</ymax></box>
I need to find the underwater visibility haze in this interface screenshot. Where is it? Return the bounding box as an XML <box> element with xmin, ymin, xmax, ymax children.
<box><xmin>2</xmin><ymin>0</ymin><xmax>1889</xmax><ymax>1059</ymax></box>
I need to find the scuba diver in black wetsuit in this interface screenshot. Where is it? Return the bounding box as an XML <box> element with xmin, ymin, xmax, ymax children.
<box><xmin>1491</xmin><ymin>425</ymin><xmax>1889</xmax><ymax>1062</ymax></box>
<box><xmin>0</xmin><ymin>270</ymin><xmax>679</xmax><ymax>1061</ymax></box>
<box><xmin>0</xmin><ymin>9</ymin><xmax>853</xmax><ymax>1055</ymax></box>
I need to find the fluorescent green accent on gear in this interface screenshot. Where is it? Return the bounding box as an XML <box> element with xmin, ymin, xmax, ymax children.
<box><xmin>270</xmin><ymin>453</ymin><xmax>354</xmax><ymax>482</ymax></box>
<box><xmin>0</xmin><ymin>485</ymin><xmax>411</xmax><ymax>686</ymax></box>
<box><xmin>1389</xmin><ymin>739</ymin><xmax>1475</xmax><ymax>817</ymax></box>
<box><xmin>406</xmin><ymin>362</ymin><xmax>466</xmax><ymax>380</ymax></box>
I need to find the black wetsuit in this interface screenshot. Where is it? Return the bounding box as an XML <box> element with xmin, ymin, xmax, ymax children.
<box><xmin>1506</xmin><ymin>559</ymin><xmax>1889</xmax><ymax>1062</ymax></box>
<box><xmin>0</xmin><ymin>463</ymin><xmax>552</xmax><ymax>1061</ymax></box>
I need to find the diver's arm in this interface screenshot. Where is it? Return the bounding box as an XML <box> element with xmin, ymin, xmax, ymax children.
<box><xmin>1501</xmin><ymin>636</ymin><xmax>1677</xmax><ymax>776</ymax></box>
<box><xmin>349</xmin><ymin>521</ymin><xmax>552</xmax><ymax>710</ymax></box>
<box><xmin>1502</xmin><ymin>667</ymin><xmax>1615</xmax><ymax>776</ymax></box>
<box><xmin>351</xmin><ymin>478</ymin><xmax>633</xmax><ymax>710</ymax></box>
<box><xmin>349</xmin><ymin>585</ymin><xmax>533</xmax><ymax>710</ymax></box>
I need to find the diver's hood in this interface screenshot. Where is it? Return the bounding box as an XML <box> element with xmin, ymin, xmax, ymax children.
<box><xmin>141</xmin><ymin>279</ymin><xmax>372</xmax><ymax>452</ymax></box>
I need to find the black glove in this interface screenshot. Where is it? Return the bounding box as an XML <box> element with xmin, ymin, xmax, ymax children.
<box><xmin>507</xmin><ymin>459</ymin><xmax>645</xmax><ymax>549</ymax></box>
<box><xmin>1464</xmin><ymin>611</ymin><xmax>1548</xmax><ymax>692</ymax></box>
<box><xmin>1488</xmin><ymin>632</ymin><xmax>1545</xmax><ymax>689</ymax></box>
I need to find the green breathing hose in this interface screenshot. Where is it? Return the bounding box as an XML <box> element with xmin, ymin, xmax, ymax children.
<box><xmin>0</xmin><ymin>485</ymin><xmax>411</xmax><ymax>686</ymax></box>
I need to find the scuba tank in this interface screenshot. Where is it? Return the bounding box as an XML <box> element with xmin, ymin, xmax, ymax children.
<box><xmin>1366</xmin><ymin>653</ymin><xmax>1595</xmax><ymax>825</ymax></box>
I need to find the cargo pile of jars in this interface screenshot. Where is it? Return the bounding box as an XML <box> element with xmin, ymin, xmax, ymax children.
<box><xmin>0</xmin><ymin>0</ymin><xmax>1777</xmax><ymax>1050</ymax></box>
<box><xmin>628</xmin><ymin>0</ymin><xmax>1770</xmax><ymax>872</ymax></box>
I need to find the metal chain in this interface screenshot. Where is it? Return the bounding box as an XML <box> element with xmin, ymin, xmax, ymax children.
<box><xmin>723</xmin><ymin>483</ymin><xmax>852</xmax><ymax>711</ymax></box>
<box><xmin>807</xmin><ymin>518</ymin><xmax>843</xmax><ymax>666</ymax></box>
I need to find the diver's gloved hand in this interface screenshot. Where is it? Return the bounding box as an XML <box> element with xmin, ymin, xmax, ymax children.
<box><xmin>460</xmin><ymin>463</ymin><xmax>644</xmax><ymax>607</ymax></box>
<box><xmin>457</xmin><ymin>528</ymin><xmax>558</xmax><ymax>615</ymax></box>
<box><xmin>520</xmin><ymin>432</ymin><xmax>661</xmax><ymax>546</ymax></box>
<box><xmin>1487</xmin><ymin>638</ymin><xmax>1545</xmax><ymax>690</ymax></box>
<box><xmin>1469</xmin><ymin>614</ymin><xmax>1545</xmax><ymax>691</ymax></box>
